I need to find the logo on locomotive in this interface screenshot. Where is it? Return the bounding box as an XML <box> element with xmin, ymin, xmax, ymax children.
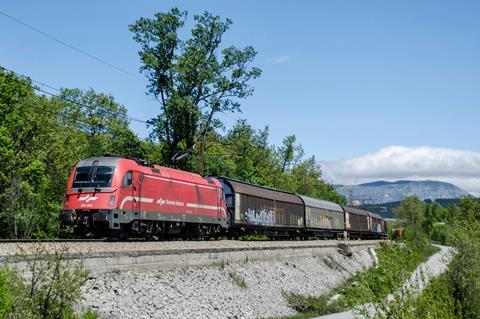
<box><xmin>244</xmin><ymin>208</ymin><xmax>276</xmax><ymax>226</ymax></box>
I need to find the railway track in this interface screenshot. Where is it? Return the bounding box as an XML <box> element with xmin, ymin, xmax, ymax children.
<box><xmin>0</xmin><ymin>238</ymin><xmax>108</xmax><ymax>243</ymax></box>
<box><xmin>0</xmin><ymin>238</ymin><xmax>383</xmax><ymax>256</ymax></box>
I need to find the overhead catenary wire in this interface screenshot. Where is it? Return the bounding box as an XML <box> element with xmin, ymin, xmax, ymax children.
<box><xmin>0</xmin><ymin>10</ymin><xmax>145</xmax><ymax>82</ymax></box>
<box><xmin>0</xmin><ymin>66</ymin><xmax>148</xmax><ymax>124</ymax></box>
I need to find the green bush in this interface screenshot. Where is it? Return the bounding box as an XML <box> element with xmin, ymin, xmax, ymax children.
<box><xmin>0</xmin><ymin>266</ymin><xmax>18</xmax><ymax>318</ymax></box>
<box><xmin>283</xmin><ymin>293</ymin><xmax>345</xmax><ymax>318</ymax></box>
<box><xmin>0</xmin><ymin>245</ymin><xmax>97</xmax><ymax>319</ymax></box>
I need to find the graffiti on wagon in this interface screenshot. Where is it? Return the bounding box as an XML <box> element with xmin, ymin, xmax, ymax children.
<box><xmin>244</xmin><ymin>208</ymin><xmax>276</xmax><ymax>226</ymax></box>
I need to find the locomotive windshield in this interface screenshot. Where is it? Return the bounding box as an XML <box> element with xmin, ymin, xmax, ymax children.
<box><xmin>72</xmin><ymin>166</ymin><xmax>115</xmax><ymax>188</ymax></box>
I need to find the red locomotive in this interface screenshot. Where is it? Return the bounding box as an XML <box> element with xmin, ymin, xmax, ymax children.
<box><xmin>61</xmin><ymin>155</ymin><xmax>228</xmax><ymax>239</ymax></box>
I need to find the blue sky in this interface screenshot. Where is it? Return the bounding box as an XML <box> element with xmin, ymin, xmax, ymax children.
<box><xmin>2</xmin><ymin>1</ymin><xmax>480</xmax><ymax>192</ymax></box>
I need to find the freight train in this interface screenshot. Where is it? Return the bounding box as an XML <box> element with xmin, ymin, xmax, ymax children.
<box><xmin>60</xmin><ymin>155</ymin><xmax>387</xmax><ymax>240</ymax></box>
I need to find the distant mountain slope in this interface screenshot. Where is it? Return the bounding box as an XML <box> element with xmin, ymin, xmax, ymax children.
<box><xmin>335</xmin><ymin>180</ymin><xmax>469</xmax><ymax>205</ymax></box>
<box><xmin>360</xmin><ymin>198</ymin><xmax>461</xmax><ymax>219</ymax></box>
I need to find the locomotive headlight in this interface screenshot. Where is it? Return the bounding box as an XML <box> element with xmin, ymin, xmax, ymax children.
<box><xmin>109</xmin><ymin>195</ymin><xmax>116</xmax><ymax>207</ymax></box>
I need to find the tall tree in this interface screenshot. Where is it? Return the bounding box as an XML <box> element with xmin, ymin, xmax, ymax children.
<box><xmin>279</xmin><ymin>135</ymin><xmax>299</xmax><ymax>173</ymax></box>
<box><xmin>129</xmin><ymin>8</ymin><xmax>261</xmax><ymax>168</ymax></box>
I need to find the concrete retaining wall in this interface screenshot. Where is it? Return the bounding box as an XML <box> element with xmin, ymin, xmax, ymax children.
<box><xmin>2</xmin><ymin>241</ymin><xmax>379</xmax><ymax>274</ymax></box>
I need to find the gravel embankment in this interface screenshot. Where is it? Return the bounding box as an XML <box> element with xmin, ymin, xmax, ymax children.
<box><xmin>80</xmin><ymin>246</ymin><xmax>377</xmax><ymax>319</ymax></box>
<box><xmin>0</xmin><ymin>239</ymin><xmax>380</xmax><ymax>256</ymax></box>
<box><xmin>316</xmin><ymin>245</ymin><xmax>453</xmax><ymax>319</ymax></box>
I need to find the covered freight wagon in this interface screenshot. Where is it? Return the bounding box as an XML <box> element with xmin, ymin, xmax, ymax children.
<box><xmin>368</xmin><ymin>212</ymin><xmax>387</xmax><ymax>238</ymax></box>
<box><xmin>368</xmin><ymin>212</ymin><xmax>382</xmax><ymax>233</ymax></box>
<box><xmin>342</xmin><ymin>206</ymin><xmax>370</xmax><ymax>239</ymax></box>
<box><xmin>218</xmin><ymin>177</ymin><xmax>304</xmax><ymax>237</ymax></box>
<box><xmin>298</xmin><ymin>195</ymin><xmax>345</xmax><ymax>238</ymax></box>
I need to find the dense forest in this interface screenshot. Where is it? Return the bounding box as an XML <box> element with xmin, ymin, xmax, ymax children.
<box><xmin>0</xmin><ymin>8</ymin><xmax>344</xmax><ymax>239</ymax></box>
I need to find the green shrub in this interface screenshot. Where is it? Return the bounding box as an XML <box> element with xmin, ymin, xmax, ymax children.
<box><xmin>228</xmin><ymin>272</ymin><xmax>247</xmax><ymax>288</ymax></box>
<box><xmin>0</xmin><ymin>245</ymin><xmax>96</xmax><ymax>319</ymax></box>
<box><xmin>0</xmin><ymin>266</ymin><xmax>18</xmax><ymax>318</ymax></box>
<box><xmin>283</xmin><ymin>292</ymin><xmax>345</xmax><ymax>318</ymax></box>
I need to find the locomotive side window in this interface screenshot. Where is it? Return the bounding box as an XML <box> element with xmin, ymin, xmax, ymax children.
<box><xmin>122</xmin><ymin>171</ymin><xmax>132</xmax><ymax>188</ymax></box>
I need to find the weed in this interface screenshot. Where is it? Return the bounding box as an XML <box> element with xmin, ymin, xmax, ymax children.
<box><xmin>229</xmin><ymin>272</ymin><xmax>247</xmax><ymax>289</ymax></box>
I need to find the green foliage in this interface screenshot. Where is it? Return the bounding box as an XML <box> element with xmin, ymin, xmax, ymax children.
<box><xmin>58</xmin><ymin>88</ymin><xmax>146</xmax><ymax>159</ymax></box>
<box><xmin>364</xmin><ymin>272</ymin><xmax>461</xmax><ymax>319</ymax></box>
<box><xmin>239</xmin><ymin>234</ymin><xmax>270</xmax><ymax>241</ymax></box>
<box><xmin>284</xmin><ymin>242</ymin><xmax>438</xmax><ymax>318</ymax></box>
<box><xmin>0</xmin><ymin>246</ymin><xmax>96</xmax><ymax>319</ymax></box>
<box><xmin>337</xmin><ymin>243</ymin><xmax>438</xmax><ymax>307</ymax></box>
<box><xmin>129</xmin><ymin>8</ymin><xmax>261</xmax><ymax>168</ymax></box>
<box><xmin>228</xmin><ymin>272</ymin><xmax>247</xmax><ymax>289</ymax></box>
<box><xmin>394</xmin><ymin>196</ymin><xmax>427</xmax><ymax>247</ymax></box>
<box><xmin>0</xmin><ymin>266</ymin><xmax>17</xmax><ymax>318</ymax></box>
<box><xmin>443</xmin><ymin>197</ymin><xmax>480</xmax><ymax>318</ymax></box>
<box><xmin>283</xmin><ymin>293</ymin><xmax>345</xmax><ymax>318</ymax></box>
<box><xmin>80</xmin><ymin>309</ymin><xmax>99</xmax><ymax>319</ymax></box>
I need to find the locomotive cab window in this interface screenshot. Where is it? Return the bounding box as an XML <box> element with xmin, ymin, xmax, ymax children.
<box><xmin>72</xmin><ymin>166</ymin><xmax>115</xmax><ymax>188</ymax></box>
<box><xmin>122</xmin><ymin>171</ymin><xmax>132</xmax><ymax>188</ymax></box>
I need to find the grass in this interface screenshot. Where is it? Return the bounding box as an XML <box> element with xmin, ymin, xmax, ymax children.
<box><xmin>283</xmin><ymin>241</ymin><xmax>440</xmax><ymax>318</ymax></box>
<box><xmin>239</xmin><ymin>234</ymin><xmax>270</xmax><ymax>241</ymax></box>
<box><xmin>283</xmin><ymin>293</ymin><xmax>345</xmax><ymax>318</ymax></box>
<box><xmin>229</xmin><ymin>272</ymin><xmax>247</xmax><ymax>289</ymax></box>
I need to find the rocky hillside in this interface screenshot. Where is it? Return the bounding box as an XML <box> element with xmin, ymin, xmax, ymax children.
<box><xmin>335</xmin><ymin>180</ymin><xmax>469</xmax><ymax>205</ymax></box>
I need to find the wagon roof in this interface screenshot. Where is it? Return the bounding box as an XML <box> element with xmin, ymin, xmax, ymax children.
<box><xmin>218</xmin><ymin>177</ymin><xmax>303</xmax><ymax>205</ymax></box>
<box><xmin>341</xmin><ymin>205</ymin><xmax>369</xmax><ymax>216</ymax></box>
<box><xmin>368</xmin><ymin>212</ymin><xmax>383</xmax><ymax>219</ymax></box>
<box><xmin>297</xmin><ymin>195</ymin><xmax>343</xmax><ymax>212</ymax></box>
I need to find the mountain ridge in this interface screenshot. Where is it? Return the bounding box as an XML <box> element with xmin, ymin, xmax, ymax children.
<box><xmin>335</xmin><ymin>180</ymin><xmax>469</xmax><ymax>205</ymax></box>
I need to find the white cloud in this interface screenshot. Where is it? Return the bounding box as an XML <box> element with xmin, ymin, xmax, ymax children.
<box><xmin>321</xmin><ymin>146</ymin><xmax>480</xmax><ymax>195</ymax></box>
<box><xmin>270</xmin><ymin>55</ymin><xmax>291</xmax><ymax>64</ymax></box>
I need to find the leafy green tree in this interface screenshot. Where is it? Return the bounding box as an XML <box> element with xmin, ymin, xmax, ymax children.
<box><xmin>0</xmin><ymin>68</ymin><xmax>69</xmax><ymax>238</ymax></box>
<box><xmin>58</xmin><ymin>88</ymin><xmax>145</xmax><ymax>158</ymax></box>
<box><xmin>279</xmin><ymin>135</ymin><xmax>301</xmax><ymax>173</ymax></box>
<box><xmin>394</xmin><ymin>196</ymin><xmax>426</xmax><ymax>245</ymax></box>
<box><xmin>129</xmin><ymin>8</ymin><xmax>261</xmax><ymax>168</ymax></box>
<box><xmin>203</xmin><ymin>119</ymin><xmax>280</xmax><ymax>186</ymax></box>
